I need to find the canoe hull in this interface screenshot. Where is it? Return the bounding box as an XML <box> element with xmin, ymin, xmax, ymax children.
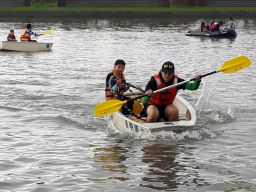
<box><xmin>0</xmin><ymin>41</ymin><xmax>53</xmax><ymax>52</ymax></box>
<box><xmin>186</xmin><ymin>28</ymin><xmax>237</xmax><ymax>38</ymax></box>
<box><xmin>110</xmin><ymin>95</ymin><xmax>196</xmax><ymax>135</ymax></box>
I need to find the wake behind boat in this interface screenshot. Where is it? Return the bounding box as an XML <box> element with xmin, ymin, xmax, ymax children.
<box><xmin>110</xmin><ymin>94</ymin><xmax>196</xmax><ymax>135</ymax></box>
<box><xmin>0</xmin><ymin>41</ymin><xmax>53</xmax><ymax>52</ymax></box>
<box><xmin>186</xmin><ymin>28</ymin><xmax>237</xmax><ymax>38</ymax></box>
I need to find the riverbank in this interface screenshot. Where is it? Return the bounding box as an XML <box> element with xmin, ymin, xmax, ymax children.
<box><xmin>1</xmin><ymin>10</ymin><xmax>256</xmax><ymax>19</ymax></box>
<box><xmin>1</xmin><ymin>6</ymin><xmax>256</xmax><ymax>18</ymax></box>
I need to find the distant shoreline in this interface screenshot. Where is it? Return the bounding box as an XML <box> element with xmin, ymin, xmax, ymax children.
<box><xmin>1</xmin><ymin>10</ymin><xmax>256</xmax><ymax>18</ymax></box>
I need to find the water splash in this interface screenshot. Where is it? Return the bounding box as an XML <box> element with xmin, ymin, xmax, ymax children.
<box><xmin>196</xmin><ymin>94</ymin><xmax>235</xmax><ymax>124</ymax></box>
<box><xmin>196</xmin><ymin>65</ymin><xmax>235</xmax><ymax>124</ymax></box>
<box><xmin>106</xmin><ymin>118</ymin><xmax>217</xmax><ymax>142</ymax></box>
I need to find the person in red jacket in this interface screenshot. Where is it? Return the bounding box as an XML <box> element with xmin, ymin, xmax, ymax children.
<box><xmin>142</xmin><ymin>61</ymin><xmax>201</xmax><ymax>123</ymax></box>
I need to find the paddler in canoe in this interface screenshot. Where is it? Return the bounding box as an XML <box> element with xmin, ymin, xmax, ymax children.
<box><xmin>105</xmin><ymin>59</ymin><xmax>134</xmax><ymax>115</ymax></box>
<box><xmin>7</xmin><ymin>29</ymin><xmax>17</xmax><ymax>41</ymax></box>
<box><xmin>20</xmin><ymin>23</ymin><xmax>42</xmax><ymax>42</ymax></box>
<box><xmin>142</xmin><ymin>61</ymin><xmax>201</xmax><ymax>123</ymax></box>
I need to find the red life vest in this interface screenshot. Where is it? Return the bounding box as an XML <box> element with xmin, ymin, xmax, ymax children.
<box><xmin>148</xmin><ymin>74</ymin><xmax>178</xmax><ymax>106</ymax></box>
<box><xmin>20</xmin><ymin>29</ymin><xmax>31</xmax><ymax>41</ymax></box>
<box><xmin>211</xmin><ymin>22</ymin><xmax>218</xmax><ymax>29</ymax></box>
<box><xmin>105</xmin><ymin>70</ymin><xmax>126</xmax><ymax>100</ymax></box>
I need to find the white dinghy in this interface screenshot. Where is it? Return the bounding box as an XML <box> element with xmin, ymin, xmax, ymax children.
<box><xmin>0</xmin><ymin>41</ymin><xmax>53</xmax><ymax>52</ymax></box>
<box><xmin>110</xmin><ymin>94</ymin><xmax>196</xmax><ymax>135</ymax></box>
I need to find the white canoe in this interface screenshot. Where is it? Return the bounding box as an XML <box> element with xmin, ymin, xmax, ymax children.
<box><xmin>109</xmin><ymin>94</ymin><xmax>197</xmax><ymax>135</ymax></box>
<box><xmin>0</xmin><ymin>41</ymin><xmax>53</xmax><ymax>52</ymax></box>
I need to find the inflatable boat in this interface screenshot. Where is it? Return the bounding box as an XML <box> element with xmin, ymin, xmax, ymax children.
<box><xmin>186</xmin><ymin>28</ymin><xmax>237</xmax><ymax>38</ymax></box>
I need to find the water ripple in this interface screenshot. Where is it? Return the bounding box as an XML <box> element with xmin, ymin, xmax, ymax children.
<box><xmin>0</xmin><ymin>17</ymin><xmax>255</xmax><ymax>191</ymax></box>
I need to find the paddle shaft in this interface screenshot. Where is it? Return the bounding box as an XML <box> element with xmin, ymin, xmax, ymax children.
<box><xmin>130</xmin><ymin>84</ymin><xmax>144</xmax><ymax>92</ymax></box>
<box><xmin>125</xmin><ymin>70</ymin><xmax>218</xmax><ymax>103</ymax></box>
<box><xmin>123</xmin><ymin>81</ymin><xmax>144</xmax><ymax>93</ymax></box>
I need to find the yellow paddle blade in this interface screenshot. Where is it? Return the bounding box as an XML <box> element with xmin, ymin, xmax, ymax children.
<box><xmin>218</xmin><ymin>55</ymin><xmax>251</xmax><ymax>74</ymax></box>
<box><xmin>43</xmin><ymin>28</ymin><xmax>54</xmax><ymax>36</ymax></box>
<box><xmin>94</xmin><ymin>99</ymin><xmax>127</xmax><ymax>117</ymax></box>
<box><xmin>132</xmin><ymin>100</ymin><xmax>143</xmax><ymax>116</ymax></box>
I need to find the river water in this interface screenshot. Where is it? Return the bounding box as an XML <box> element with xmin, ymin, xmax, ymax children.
<box><xmin>0</xmin><ymin>17</ymin><xmax>255</xmax><ymax>192</ymax></box>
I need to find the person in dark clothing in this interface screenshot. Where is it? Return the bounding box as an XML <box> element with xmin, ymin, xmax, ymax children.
<box><xmin>142</xmin><ymin>61</ymin><xmax>201</xmax><ymax>123</ymax></box>
<box><xmin>200</xmin><ymin>22</ymin><xmax>209</xmax><ymax>32</ymax></box>
<box><xmin>105</xmin><ymin>59</ymin><xmax>133</xmax><ymax>115</ymax></box>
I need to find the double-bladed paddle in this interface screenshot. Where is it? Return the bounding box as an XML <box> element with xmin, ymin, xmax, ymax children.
<box><xmin>42</xmin><ymin>28</ymin><xmax>54</xmax><ymax>36</ymax></box>
<box><xmin>94</xmin><ymin>55</ymin><xmax>251</xmax><ymax>117</ymax></box>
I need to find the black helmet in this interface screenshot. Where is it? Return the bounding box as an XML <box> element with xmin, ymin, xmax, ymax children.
<box><xmin>161</xmin><ymin>61</ymin><xmax>175</xmax><ymax>74</ymax></box>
